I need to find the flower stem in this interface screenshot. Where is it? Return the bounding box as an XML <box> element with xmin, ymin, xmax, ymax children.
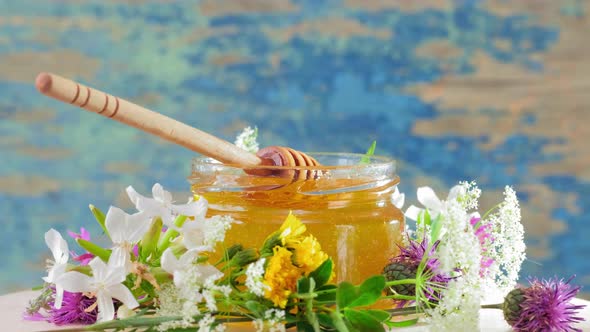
<box><xmin>481</xmin><ymin>303</ymin><xmax>503</xmax><ymax>310</ymax></box>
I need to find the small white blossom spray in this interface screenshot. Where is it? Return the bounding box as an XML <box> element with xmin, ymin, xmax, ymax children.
<box><xmin>234</xmin><ymin>126</ymin><xmax>260</xmax><ymax>153</ymax></box>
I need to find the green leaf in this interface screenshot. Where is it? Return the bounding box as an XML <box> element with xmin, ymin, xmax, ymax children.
<box><xmin>297</xmin><ymin>321</ymin><xmax>316</xmax><ymax>332</ymax></box>
<box><xmin>157</xmin><ymin>215</ymin><xmax>187</xmax><ymax>252</ymax></box>
<box><xmin>309</xmin><ymin>258</ymin><xmax>333</xmax><ymax>288</ymax></box>
<box><xmin>139</xmin><ymin>279</ymin><xmax>157</xmax><ymax>299</ymax></box>
<box><xmin>89</xmin><ymin>204</ymin><xmax>109</xmax><ymax>238</ymax></box>
<box><xmin>76</xmin><ymin>239</ymin><xmax>111</xmax><ymax>261</ymax></box>
<box><xmin>260</xmin><ymin>233</ymin><xmax>281</xmax><ymax>257</ymax></box>
<box><xmin>348</xmin><ymin>275</ymin><xmax>385</xmax><ymax>307</ymax></box>
<box><xmin>365</xmin><ymin>310</ymin><xmax>390</xmax><ymax>323</ymax></box>
<box><xmin>344</xmin><ymin>309</ymin><xmax>385</xmax><ymax>332</ymax></box>
<box><xmin>140</xmin><ymin>218</ymin><xmax>162</xmax><ymax>262</ymax></box>
<box><xmin>430</xmin><ymin>214</ymin><xmax>443</xmax><ymax>243</ymax></box>
<box><xmin>298</xmin><ymin>276</ymin><xmax>312</xmax><ymax>294</ymax></box>
<box><xmin>244</xmin><ymin>300</ymin><xmax>266</xmax><ymax>317</ymax></box>
<box><xmin>418</xmin><ymin>209</ymin><xmax>432</xmax><ymax>227</ymax></box>
<box><xmin>330</xmin><ymin>311</ymin><xmax>352</xmax><ymax>332</ymax></box>
<box><xmin>388</xmin><ymin>317</ymin><xmax>419</xmax><ymax>328</ymax></box>
<box><xmin>337</xmin><ymin>282</ymin><xmax>358</xmax><ymax>309</ymax></box>
<box><xmin>316</xmin><ymin>284</ymin><xmax>337</xmax><ymax>302</ymax></box>
<box><xmin>317</xmin><ymin>313</ymin><xmax>334</xmax><ymax>328</ymax></box>
<box><xmin>360</xmin><ymin>141</ymin><xmax>377</xmax><ymax>164</ymax></box>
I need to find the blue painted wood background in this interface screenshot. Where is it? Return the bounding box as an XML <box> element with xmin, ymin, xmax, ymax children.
<box><xmin>0</xmin><ymin>0</ymin><xmax>588</xmax><ymax>296</ymax></box>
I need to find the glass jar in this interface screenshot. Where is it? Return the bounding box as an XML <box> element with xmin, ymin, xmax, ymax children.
<box><xmin>188</xmin><ymin>152</ymin><xmax>404</xmax><ymax>284</ymax></box>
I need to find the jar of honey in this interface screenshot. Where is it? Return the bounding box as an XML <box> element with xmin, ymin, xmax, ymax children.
<box><xmin>189</xmin><ymin>152</ymin><xmax>404</xmax><ymax>285</ymax></box>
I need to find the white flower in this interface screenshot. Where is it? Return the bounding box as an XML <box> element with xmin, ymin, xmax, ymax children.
<box><xmin>42</xmin><ymin>229</ymin><xmax>69</xmax><ymax>309</ymax></box>
<box><xmin>161</xmin><ymin>248</ymin><xmax>223</xmax><ymax>289</ymax></box>
<box><xmin>245</xmin><ymin>258</ymin><xmax>269</xmax><ymax>297</ymax></box>
<box><xmin>391</xmin><ymin>187</ymin><xmax>405</xmax><ymax>209</ymax></box>
<box><xmin>181</xmin><ymin>215</ymin><xmax>234</xmax><ymax>252</ymax></box>
<box><xmin>127</xmin><ymin>183</ymin><xmax>208</xmax><ymax>227</ymax></box>
<box><xmin>405</xmin><ymin>182</ymin><xmax>480</xmax><ymax>221</ymax></box>
<box><xmin>156</xmin><ymin>284</ymin><xmax>199</xmax><ymax>331</ymax></box>
<box><xmin>483</xmin><ymin>186</ymin><xmax>525</xmax><ymax>295</ymax></box>
<box><xmin>253</xmin><ymin>309</ymin><xmax>286</xmax><ymax>332</ymax></box>
<box><xmin>234</xmin><ymin>126</ymin><xmax>259</xmax><ymax>153</ymax></box>
<box><xmin>105</xmin><ymin>206</ymin><xmax>152</xmax><ymax>271</ymax></box>
<box><xmin>425</xmin><ymin>199</ymin><xmax>483</xmax><ymax>331</ymax></box>
<box><xmin>56</xmin><ymin>256</ymin><xmax>138</xmax><ymax>322</ymax></box>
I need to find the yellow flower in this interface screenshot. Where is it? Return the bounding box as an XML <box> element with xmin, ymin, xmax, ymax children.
<box><xmin>263</xmin><ymin>246</ymin><xmax>301</xmax><ymax>308</ymax></box>
<box><xmin>278</xmin><ymin>212</ymin><xmax>306</xmax><ymax>246</ymax></box>
<box><xmin>291</xmin><ymin>235</ymin><xmax>329</xmax><ymax>275</ymax></box>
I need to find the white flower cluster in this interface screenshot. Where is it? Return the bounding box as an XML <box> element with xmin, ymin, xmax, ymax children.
<box><xmin>483</xmin><ymin>186</ymin><xmax>526</xmax><ymax>295</ymax></box>
<box><xmin>41</xmin><ymin>183</ymin><xmax>236</xmax><ymax>325</ymax></box>
<box><xmin>253</xmin><ymin>309</ymin><xmax>286</xmax><ymax>332</ymax></box>
<box><xmin>404</xmin><ymin>181</ymin><xmax>525</xmax><ymax>331</ymax></box>
<box><xmin>234</xmin><ymin>126</ymin><xmax>260</xmax><ymax>153</ymax></box>
<box><xmin>424</xmin><ymin>199</ymin><xmax>482</xmax><ymax>332</ymax></box>
<box><xmin>245</xmin><ymin>258</ymin><xmax>269</xmax><ymax>297</ymax></box>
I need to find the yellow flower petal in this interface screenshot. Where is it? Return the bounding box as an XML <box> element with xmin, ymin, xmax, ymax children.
<box><xmin>278</xmin><ymin>212</ymin><xmax>306</xmax><ymax>246</ymax></box>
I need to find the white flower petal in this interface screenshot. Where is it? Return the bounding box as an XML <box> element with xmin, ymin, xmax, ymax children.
<box><xmin>56</xmin><ymin>271</ymin><xmax>93</xmax><ymax>293</ymax></box>
<box><xmin>126</xmin><ymin>185</ymin><xmax>143</xmax><ymax>206</ymax></box>
<box><xmin>89</xmin><ymin>256</ymin><xmax>109</xmax><ymax>281</ymax></box>
<box><xmin>45</xmin><ymin>229</ymin><xmax>68</xmax><ymax>264</ymax></box>
<box><xmin>391</xmin><ymin>188</ymin><xmax>405</xmax><ymax>209</ymax></box>
<box><xmin>109</xmin><ymin>247</ymin><xmax>131</xmax><ymax>273</ymax></box>
<box><xmin>54</xmin><ymin>285</ymin><xmax>64</xmax><ymax>309</ymax></box>
<box><xmin>416</xmin><ymin>186</ymin><xmax>442</xmax><ymax>211</ymax></box>
<box><xmin>404</xmin><ymin>205</ymin><xmax>422</xmax><ymax>221</ymax></box>
<box><xmin>96</xmin><ymin>292</ymin><xmax>115</xmax><ymax>322</ymax></box>
<box><xmin>152</xmin><ymin>183</ymin><xmax>172</xmax><ymax>204</ymax></box>
<box><xmin>47</xmin><ymin>261</ymin><xmax>68</xmax><ymax>284</ymax></box>
<box><xmin>105</xmin><ymin>206</ymin><xmax>129</xmax><ymax>244</ymax></box>
<box><xmin>108</xmin><ymin>283</ymin><xmax>139</xmax><ymax>309</ymax></box>
<box><xmin>125</xmin><ymin>212</ymin><xmax>153</xmax><ymax>243</ymax></box>
<box><xmin>181</xmin><ymin>222</ymin><xmax>207</xmax><ymax>251</ymax></box>
<box><xmin>447</xmin><ymin>184</ymin><xmax>465</xmax><ymax>201</ymax></box>
<box><xmin>160</xmin><ymin>248</ymin><xmax>180</xmax><ymax>274</ymax></box>
<box><xmin>172</xmin><ymin>198</ymin><xmax>208</xmax><ymax>219</ymax></box>
<box><xmin>197</xmin><ymin>264</ymin><xmax>223</xmax><ymax>283</ymax></box>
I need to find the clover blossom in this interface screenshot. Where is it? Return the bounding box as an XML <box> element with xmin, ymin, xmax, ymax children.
<box><xmin>469</xmin><ymin>216</ymin><xmax>494</xmax><ymax>277</ymax></box>
<box><xmin>127</xmin><ymin>183</ymin><xmax>208</xmax><ymax>227</ymax></box>
<box><xmin>43</xmin><ymin>229</ymin><xmax>69</xmax><ymax>309</ymax></box>
<box><xmin>384</xmin><ymin>239</ymin><xmax>452</xmax><ymax>307</ymax></box>
<box><xmin>503</xmin><ymin>277</ymin><xmax>585</xmax><ymax>332</ymax></box>
<box><xmin>67</xmin><ymin>227</ymin><xmax>94</xmax><ymax>265</ymax></box>
<box><xmin>47</xmin><ymin>289</ymin><xmax>98</xmax><ymax>325</ymax></box>
<box><xmin>56</xmin><ymin>255</ymin><xmax>138</xmax><ymax>322</ymax></box>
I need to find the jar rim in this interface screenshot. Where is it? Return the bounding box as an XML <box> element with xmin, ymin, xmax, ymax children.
<box><xmin>190</xmin><ymin>152</ymin><xmax>396</xmax><ymax>172</ymax></box>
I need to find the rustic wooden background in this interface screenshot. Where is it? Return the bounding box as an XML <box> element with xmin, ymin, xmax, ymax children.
<box><xmin>0</xmin><ymin>0</ymin><xmax>588</xmax><ymax>296</ymax></box>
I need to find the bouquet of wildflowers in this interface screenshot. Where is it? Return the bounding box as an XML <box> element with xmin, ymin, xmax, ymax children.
<box><xmin>24</xmin><ymin>129</ymin><xmax>585</xmax><ymax>331</ymax></box>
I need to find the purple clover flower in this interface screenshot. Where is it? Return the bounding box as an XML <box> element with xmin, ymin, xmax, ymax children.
<box><xmin>389</xmin><ymin>238</ymin><xmax>452</xmax><ymax>305</ymax></box>
<box><xmin>48</xmin><ymin>289</ymin><xmax>98</xmax><ymax>325</ymax></box>
<box><xmin>67</xmin><ymin>227</ymin><xmax>94</xmax><ymax>265</ymax></box>
<box><xmin>469</xmin><ymin>216</ymin><xmax>494</xmax><ymax>276</ymax></box>
<box><xmin>504</xmin><ymin>276</ymin><xmax>585</xmax><ymax>332</ymax></box>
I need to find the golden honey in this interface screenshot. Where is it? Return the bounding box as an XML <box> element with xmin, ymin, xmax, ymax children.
<box><xmin>189</xmin><ymin>152</ymin><xmax>404</xmax><ymax>285</ymax></box>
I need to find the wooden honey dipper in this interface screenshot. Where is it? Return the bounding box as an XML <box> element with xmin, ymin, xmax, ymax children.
<box><xmin>34</xmin><ymin>72</ymin><xmax>319</xmax><ymax>179</ymax></box>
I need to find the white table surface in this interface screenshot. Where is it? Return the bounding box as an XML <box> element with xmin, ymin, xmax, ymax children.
<box><xmin>2</xmin><ymin>290</ymin><xmax>589</xmax><ymax>331</ymax></box>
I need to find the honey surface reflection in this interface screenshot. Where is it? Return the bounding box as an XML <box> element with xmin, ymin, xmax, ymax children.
<box><xmin>189</xmin><ymin>153</ymin><xmax>404</xmax><ymax>285</ymax></box>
